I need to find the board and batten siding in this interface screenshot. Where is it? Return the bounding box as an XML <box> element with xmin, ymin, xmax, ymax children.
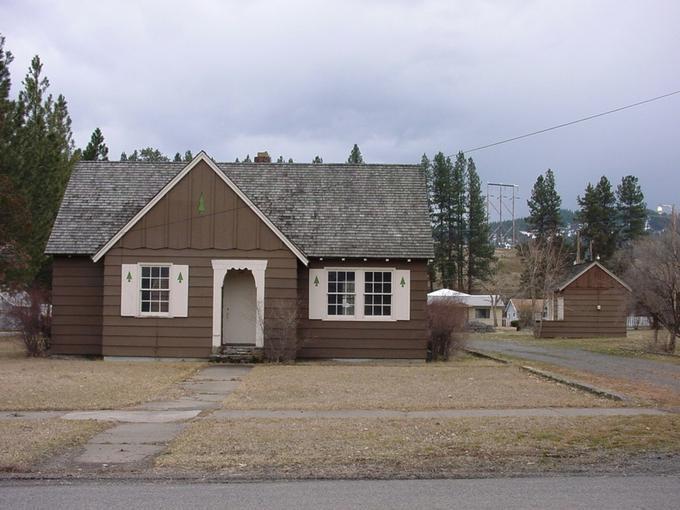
<box><xmin>101</xmin><ymin>160</ymin><xmax>298</xmax><ymax>358</ymax></box>
<box><xmin>538</xmin><ymin>265</ymin><xmax>629</xmax><ymax>338</ymax></box>
<box><xmin>51</xmin><ymin>256</ymin><xmax>104</xmax><ymax>355</ymax></box>
<box><xmin>297</xmin><ymin>260</ymin><xmax>429</xmax><ymax>359</ymax></box>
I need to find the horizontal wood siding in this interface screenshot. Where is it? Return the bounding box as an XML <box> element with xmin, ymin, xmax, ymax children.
<box><xmin>102</xmin><ymin>160</ymin><xmax>298</xmax><ymax>358</ymax></box>
<box><xmin>51</xmin><ymin>256</ymin><xmax>104</xmax><ymax>355</ymax></box>
<box><xmin>537</xmin><ymin>266</ymin><xmax>629</xmax><ymax>338</ymax></box>
<box><xmin>298</xmin><ymin>260</ymin><xmax>429</xmax><ymax>359</ymax></box>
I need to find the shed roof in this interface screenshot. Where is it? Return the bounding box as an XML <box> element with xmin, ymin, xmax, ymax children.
<box><xmin>46</xmin><ymin>155</ymin><xmax>434</xmax><ymax>260</ymax></box>
<box><xmin>556</xmin><ymin>261</ymin><xmax>631</xmax><ymax>292</ymax></box>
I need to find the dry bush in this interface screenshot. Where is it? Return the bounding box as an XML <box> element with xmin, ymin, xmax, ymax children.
<box><xmin>8</xmin><ymin>287</ymin><xmax>51</xmax><ymax>357</ymax></box>
<box><xmin>263</xmin><ymin>299</ymin><xmax>300</xmax><ymax>362</ymax></box>
<box><xmin>427</xmin><ymin>298</ymin><xmax>467</xmax><ymax>360</ymax></box>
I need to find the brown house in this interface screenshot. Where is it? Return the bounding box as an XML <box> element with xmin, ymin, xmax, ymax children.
<box><xmin>536</xmin><ymin>262</ymin><xmax>631</xmax><ymax>338</ymax></box>
<box><xmin>45</xmin><ymin>152</ymin><xmax>433</xmax><ymax>359</ymax></box>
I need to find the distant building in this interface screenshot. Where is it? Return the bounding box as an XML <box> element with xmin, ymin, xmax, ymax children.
<box><xmin>428</xmin><ymin>289</ymin><xmax>503</xmax><ymax>326</ymax></box>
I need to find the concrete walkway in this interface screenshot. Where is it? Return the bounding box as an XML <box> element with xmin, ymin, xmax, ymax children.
<box><xmin>67</xmin><ymin>365</ymin><xmax>251</xmax><ymax>467</ymax></box>
<box><xmin>210</xmin><ymin>407</ymin><xmax>668</xmax><ymax>419</ymax></box>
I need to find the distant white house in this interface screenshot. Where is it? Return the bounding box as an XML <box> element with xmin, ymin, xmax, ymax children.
<box><xmin>428</xmin><ymin>289</ymin><xmax>503</xmax><ymax>326</ymax></box>
<box><xmin>505</xmin><ymin>298</ymin><xmax>545</xmax><ymax>326</ymax></box>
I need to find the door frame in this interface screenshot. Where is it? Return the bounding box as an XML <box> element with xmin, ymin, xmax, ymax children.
<box><xmin>211</xmin><ymin>259</ymin><xmax>267</xmax><ymax>352</ymax></box>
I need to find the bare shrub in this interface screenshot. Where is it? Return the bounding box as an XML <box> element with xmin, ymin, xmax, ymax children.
<box><xmin>263</xmin><ymin>299</ymin><xmax>300</xmax><ymax>362</ymax></box>
<box><xmin>427</xmin><ymin>298</ymin><xmax>467</xmax><ymax>361</ymax></box>
<box><xmin>8</xmin><ymin>287</ymin><xmax>51</xmax><ymax>357</ymax></box>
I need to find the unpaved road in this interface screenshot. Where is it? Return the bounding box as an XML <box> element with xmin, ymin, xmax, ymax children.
<box><xmin>469</xmin><ymin>339</ymin><xmax>680</xmax><ymax>393</ymax></box>
<box><xmin>2</xmin><ymin>476</ymin><xmax>679</xmax><ymax>509</ymax></box>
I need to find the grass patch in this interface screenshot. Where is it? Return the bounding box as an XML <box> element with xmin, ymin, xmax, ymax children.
<box><xmin>156</xmin><ymin>415</ymin><xmax>680</xmax><ymax>478</ymax></box>
<box><xmin>223</xmin><ymin>363</ymin><xmax>615</xmax><ymax>411</ymax></box>
<box><xmin>0</xmin><ymin>358</ymin><xmax>204</xmax><ymax>411</ymax></box>
<box><xmin>0</xmin><ymin>419</ymin><xmax>109</xmax><ymax>472</ymax></box>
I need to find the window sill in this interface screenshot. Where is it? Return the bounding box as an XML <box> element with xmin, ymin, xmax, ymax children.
<box><xmin>320</xmin><ymin>316</ymin><xmax>397</xmax><ymax>322</ymax></box>
<box><xmin>137</xmin><ymin>313</ymin><xmax>173</xmax><ymax>318</ymax></box>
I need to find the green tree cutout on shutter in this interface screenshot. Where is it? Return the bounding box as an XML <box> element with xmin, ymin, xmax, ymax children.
<box><xmin>197</xmin><ymin>192</ymin><xmax>206</xmax><ymax>214</ymax></box>
<box><xmin>126</xmin><ymin>271</ymin><xmax>132</xmax><ymax>283</ymax></box>
<box><xmin>313</xmin><ymin>276</ymin><xmax>320</xmax><ymax>287</ymax></box>
<box><xmin>177</xmin><ymin>272</ymin><xmax>183</xmax><ymax>283</ymax></box>
<box><xmin>400</xmin><ymin>276</ymin><xmax>406</xmax><ymax>288</ymax></box>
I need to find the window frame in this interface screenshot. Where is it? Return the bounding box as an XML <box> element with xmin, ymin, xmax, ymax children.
<box><xmin>474</xmin><ymin>307</ymin><xmax>491</xmax><ymax>320</ymax></box>
<box><xmin>326</xmin><ymin>270</ymin><xmax>357</xmax><ymax>317</ymax></box>
<box><xmin>322</xmin><ymin>268</ymin><xmax>397</xmax><ymax>321</ymax></box>
<box><xmin>138</xmin><ymin>263</ymin><xmax>172</xmax><ymax>317</ymax></box>
<box><xmin>363</xmin><ymin>270</ymin><xmax>393</xmax><ymax>317</ymax></box>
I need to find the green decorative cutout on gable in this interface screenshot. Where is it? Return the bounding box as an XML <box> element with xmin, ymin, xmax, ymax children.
<box><xmin>197</xmin><ymin>192</ymin><xmax>206</xmax><ymax>214</ymax></box>
<box><xmin>400</xmin><ymin>276</ymin><xmax>406</xmax><ymax>288</ymax></box>
<box><xmin>313</xmin><ymin>276</ymin><xmax>320</xmax><ymax>287</ymax></box>
<box><xmin>177</xmin><ymin>272</ymin><xmax>184</xmax><ymax>283</ymax></box>
<box><xmin>126</xmin><ymin>271</ymin><xmax>132</xmax><ymax>283</ymax></box>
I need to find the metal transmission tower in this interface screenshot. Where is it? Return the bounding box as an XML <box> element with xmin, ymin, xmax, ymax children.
<box><xmin>486</xmin><ymin>183</ymin><xmax>519</xmax><ymax>247</ymax></box>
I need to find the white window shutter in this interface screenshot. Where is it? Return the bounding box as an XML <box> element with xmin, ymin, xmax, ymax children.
<box><xmin>557</xmin><ymin>296</ymin><xmax>564</xmax><ymax>320</ymax></box>
<box><xmin>170</xmin><ymin>265</ymin><xmax>189</xmax><ymax>317</ymax></box>
<box><xmin>394</xmin><ymin>269</ymin><xmax>410</xmax><ymax>320</ymax></box>
<box><xmin>121</xmin><ymin>264</ymin><xmax>139</xmax><ymax>317</ymax></box>
<box><xmin>308</xmin><ymin>269</ymin><xmax>326</xmax><ymax>320</ymax></box>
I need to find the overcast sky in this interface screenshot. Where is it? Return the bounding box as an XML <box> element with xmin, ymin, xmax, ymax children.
<box><xmin>2</xmin><ymin>0</ymin><xmax>679</xmax><ymax>216</ymax></box>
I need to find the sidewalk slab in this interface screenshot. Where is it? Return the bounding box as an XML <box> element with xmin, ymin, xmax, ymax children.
<box><xmin>62</xmin><ymin>410</ymin><xmax>200</xmax><ymax>423</ymax></box>
<box><xmin>76</xmin><ymin>443</ymin><xmax>163</xmax><ymax>465</ymax></box>
<box><xmin>210</xmin><ymin>407</ymin><xmax>668</xmax><ymax>420</ymax></box>
<box><xmin>130</xmin><ymin>398</ymin><xmax>219</xmax><ymax>411</ymax></box>
<box><xmin>192</xmin><ymin>365</ymin><xmax>251</xmax><ymax>381</ymax></box>
<box><xmin>88</xmin><ymin>423</ymin><xmax>186</xmax><ymax>445</ymax></box>
<box><xmin>181</xmin><ymin>380</ymin><xmax>242</xmax><ymax>394</ymax></box>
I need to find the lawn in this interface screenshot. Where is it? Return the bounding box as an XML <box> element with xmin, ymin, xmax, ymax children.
<box><xmin>156</xmin><ymin>414</ymin><xmax>680</xmax><ymax>478</ymax></box>
<box><xmin>0</xmin><ymin>336</ymin><xmax>204</xmax><ymax>411</ymax></box>
<box><xmin>0</xmin><ymin>419</ymin><xmax>109</xmax><ymax>472</ymax></box>
<box><xmin>223</xmin><ymin>358</ymin><xmax>615</xmax><ymax>411</ymax></box>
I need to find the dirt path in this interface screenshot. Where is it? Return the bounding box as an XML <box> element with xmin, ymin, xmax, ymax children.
<box><xmin>469</xmin><ymin>339</ymin><xmax>680</xmax><ymax>393</ymax></box>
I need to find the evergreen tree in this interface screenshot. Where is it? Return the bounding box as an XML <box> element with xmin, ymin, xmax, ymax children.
<box><xmin>13</xmin><ymin>55</ymin><xmax>76</xmax><ymax>284</ymax></box>
<box><xmin>527</xmin><ymin>169</ymin><xmax>561</xmax><ymax>240</ymax></box>
<box><xmin>431</xmin><ymin>152</ymin><xmax>454</xmax><ymax>288</ymax></box>
<box><xmin>234</xmin><ymin>157</ymin><xmax>240</xmax><ymax>163</ymax></box>
<box><xmin>451</xmin><ymin>152</ymin><xmax>467</xmax><ymax>290</ymax></box>
<box><xmin>312</xmin><ymin>155</ymin><xmax>323</xmax><ymax>164</ymax></box>
<box><xmin>0</xmin><ymin>35</ymin><xmax>16</xmax><ymax>177</ymax></box>
<box><xmin>137</xmin><ymin>147</ymin><xmax>168</xmax><ymax>162</ymax></box>
<box><xmin>421</xmin><ymin>153</ymin><xmax>436</xmax><ymax>289</ymax></box>
<box><xmin>243</xmin><ymin>154</ymin><xmax>251</xmax><ymax>163</ymax></box>
<box><xmin>347</xmin><ymin>144</ymin><xmax>364</xmax><ymax>164</ymax></box>
<box><xmin>577</xmin><ymin>176</ymin><xmax>618</xmax><ymax>262</ymax></box>
<box><xmin>120</xmin><ymin>152</ymin><xmax>128</xmax><ymax>161</ymax></box>
<box><xmin>276</xmin><ymin>155</ymin><xmax>284</xmax><ymax>163</ymax></box>
<box><xmin>616</xmin><ymin>175</ymin><xmax>646</xmax><ymax>243</ymax></box>
<box><xmin>82</xmin><ymin>127</ymin><xmax>108</xmax><ymax>161</ymax></box>
<box><xmin>466</xmin><ymin>157</ymin><xmax>494</xmax><ymax>292</ymax></box>
<box><xmin>183</xmin><ymin>150</ymin><xmax>193</xmax><ymax>161</ymax></box>
<box><xmin>287</xmin><ymin>157</ymin><xmax>294</xmax><ymax>163</ymax></box>
<box><xmin>126</xmin><ymin>150</ymin><xmax>139</xmax><ymax>161</ymax></box>
<box><xmin>173</xmin><ymin>152</ymin><xmax>182</xmax><ymax>162</ymax></box>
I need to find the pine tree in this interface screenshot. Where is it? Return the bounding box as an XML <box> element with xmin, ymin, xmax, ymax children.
<box><xmin>451</xmin><ymin>152</ymin><xmax>467</xmax><ymax>290</ymax></box>
<box><xmin>287</xmin><ymin>158</ymin><xmax>294</xmax><ymax>163</ymax></box>
<box><xmin>276</xmin><ymin>155</ymin><xmax>284</xmax><ymax>163</ymax></box>
<box><xmin>312</xmin><ymin>155</ymin><xmax>323</xmax><ymax>164</ymax></box>
<box><xmin>82</xmin><ymin>127</ymin><xmax>108</xmax><ymax>161</ymax></box>
<box><xmin>0</xmin><ymin>35</ymin><xmax>16</xmax><ymax>175</ymax></box>
<box><xmin>183</xmin><ymin>150</ymin><xmax>193</xmax><ymax>161</ymax></box>
<box><xmin>347</xmin><ymin>144</ymin><xmax>364</xmax><ymax>164</ymax></box>
<box><xmin>466</xmin><ymin>157</ymin><xmax>494</xmax><ymax>292</ymax></box>
<box><xmin>173</xmin><ymin>152</ymin><xmax>182</xmax><ymax>162</ymax></box>
<box><xmin>243</xmin><ymin>154</ymin><xmax>251</xmax><ymax>163</ymax></box>
<box><xmin>527</xmin><ymin>169</ymin><xmax>561</xmax><ymax>240</ymax></box>
<box><xmin>616</xmin><ymin>175</ymin><xmax>646</xmax><ymax>243</ymax></box>
<box><xmin>421</xmin><ymin>153</ymin><xmax>435</xmax><ymax>289</ymax></box>
<box><xmin>431</xmin><ymin>152</ymin><xmax>454</xmax><ymax>288</ymax></box>
<box><xmin>577</xmin><ymin>176</ymin><xmax>618</xmax><ymax>262</ymax></box>
<box><xmin>120</xmin><ymin>152</ymin><xmax>128</xmax><ymax>161</ymax></box>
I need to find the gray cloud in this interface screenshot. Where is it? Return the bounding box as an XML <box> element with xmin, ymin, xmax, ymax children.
<box><xmin>2</xmin><ymin>0</ymin><xmax>679</xmax><ymax>215</ymax></box>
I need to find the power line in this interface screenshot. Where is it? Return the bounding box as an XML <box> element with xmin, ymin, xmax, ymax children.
<box><xmin>457</xmin><ymin>89</ymin><xmax>680</xmax><ymax>154</ymax></box>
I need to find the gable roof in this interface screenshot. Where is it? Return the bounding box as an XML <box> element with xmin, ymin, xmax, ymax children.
<box><xmin>556</xmin><ymin>261</ymin><xmax>632</xmax><ymax>292</ymax></box>
<box><xmin>46</xmin><ymin>152</ymin><xmax>434</xmax><ymax>261</ymax></box>
<box><xmin>428</xmin><ymin>289</ymin><xmax>502</xmax><ymax>307</ymax></box>
<box><xmin>507</xmin><ymin>298</ymin><xmax>544</xmax><ymax>313</ymax></box>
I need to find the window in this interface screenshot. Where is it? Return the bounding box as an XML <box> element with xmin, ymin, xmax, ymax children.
<box><xmin>327</xmin><ymin>271</ymin><xmax>355</xmax><ymax>316</ymax></box>
<box><xmin>140</xmin><ymin>265</ymin><xmax>170</xmax><ymax>313</ymax></box>
<box><xmin>475</xmin><ymin>308</ymin><xmax>490</xmax><ymax>319</ymax></box>
<box><xmin>364</xmin><ymin>271</ymin><xmax>392</xmax><ymax>316</ymax></box>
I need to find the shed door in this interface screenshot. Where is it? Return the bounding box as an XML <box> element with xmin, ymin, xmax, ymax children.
<box><xmin>222</xmin><ymin>270</ymin><xmax>257</xmax><ymax>345</ymax></box>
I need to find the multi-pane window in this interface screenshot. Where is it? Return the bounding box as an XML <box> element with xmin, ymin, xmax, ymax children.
<box><xmin>140</xmin><ymin>266</ymin><xmax>170</xmax><ymax>313</ymax></box>
<box><xmin>475</xmin><ymin>308</ymin><xmax>490</xmax><ymax>319</ymax></box>
<box><xmin>364</xmin><ymin>271</ymin><xmax>392</xmax><ymax>316</ymax></box>
<box><xmin>327</xmin><ymin>271</ymin><xmax>355</xmax><ymax>316</ymax></box>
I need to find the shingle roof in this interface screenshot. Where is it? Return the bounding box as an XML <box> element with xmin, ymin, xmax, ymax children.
<box><xmin>46</xmin><ymin>160</ymin><xmax>434</xmax><ymax>259</ymax></box>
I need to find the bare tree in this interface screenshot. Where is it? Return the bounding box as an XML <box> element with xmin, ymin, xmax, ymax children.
<box><xmin>625</xmin><ymin>225</ymin><xmax>680</xmax><ymax>353</ymax></box>
<box><xmin>427</xmin><ymin>297</ymin><xmax>467</xmax><ymax>360</ymax></box>
<box><xmin>261</xmin><ymin>299</ymin><xmax>300</xmax><ymax>362</ymax></box>
<box><xmin>479</xmin><ymin>258</ymin><xmax>515</xmax><ymax>327</ymax></box>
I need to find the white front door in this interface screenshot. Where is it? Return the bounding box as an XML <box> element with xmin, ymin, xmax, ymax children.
<box><xmin>222</xmin><ymin>269</ymin><xmax>257</xmax><ymax>345</ymax></box>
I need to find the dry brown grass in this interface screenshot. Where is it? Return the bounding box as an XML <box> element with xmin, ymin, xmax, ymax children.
<box><xmin>0</xmin><ymin>419</ymin><xmax>109</xmax><ymax>472</ymax></box>
<box><xmin>156</xmin><ymin>415</ymin><xmax>680</xmax><ymax>477</ymax></box>
<box><xmin>223</xmin><ymin>362</ymin><xmax>615</xmax><ymax>410</ymax></box>
<box><xmin>0</xmin><ymin>335</ymin><xmax>26</xmax><ymax>358</ymax></box>
<box><xmin>0</xmin><ymin>358</ymin><xmax>204</xmax><ymax>411</ymax></box>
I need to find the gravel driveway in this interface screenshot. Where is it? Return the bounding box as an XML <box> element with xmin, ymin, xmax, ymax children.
<box><xmin>469</xmin><ymin>339</ymin><xmax>680</xmax><ymax>393</ymax></box>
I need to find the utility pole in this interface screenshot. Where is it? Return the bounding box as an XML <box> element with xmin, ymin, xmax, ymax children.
<box><xmin>487</xmin><ymin>183</ymin><xmax>519</xmax><ymax>247</ymax></box>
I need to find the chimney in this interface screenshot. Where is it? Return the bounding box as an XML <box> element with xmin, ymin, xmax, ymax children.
<box><xmin>254</xmin><ymin>151</ymin><xmax>271</xmax><ymax>163</ymax></box>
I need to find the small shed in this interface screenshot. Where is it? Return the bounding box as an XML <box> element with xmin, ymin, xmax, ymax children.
<box><xmin>536</xmin><ymin>262</ymin><xmax>631</xmax><ymax>338</ymax></box>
